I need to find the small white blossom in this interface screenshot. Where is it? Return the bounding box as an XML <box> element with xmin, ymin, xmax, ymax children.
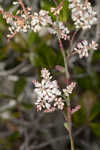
<box><xmin>41</xmin><ymin>68</ymin><xmax>52</xmax><ymax>80</ymax></box>
<box><xmin>48</xmin><ymin>21</ymin><xmax>70</xmax><ymax>40</ymax></box>
<box><xmin>63</xmin><ymin>82</ymin><xmax>76</xmax><ymax>97</ymax></box>
<box><xmin>31</xmin><ymin>10</ymin><xmax>52</xmax><ymax>32</ymax></box>
<box><xmin>54</xmin><ymin>98</ymin><xmax>64</xmax><ymax>110</ymax></box>
<box><xmin>68</xmin><ymin>0</ymin><xmax>97</xmax><ymax>30</ymax></box>
<box><xmin>13</xmin><ymin>1</ymin><xmax>19</xmax><ymax>5</ymax></box>
<box><xmin>33</xmin><ymin>68</ymin><xmax>63</xmax><ymax>112</ymax></box>
<box><xmin>74</xmin><ymin>40</ymin><xmax>89</xmax><ymax>58</ymax></box>
<box><xmin>74</xmin><ymin>40</ymin><xmax>98</xmax><ymax>58</ymax></box>
<box><xmin>89</xmin><ymin>40</ymin><xmax>98</xmax><ymax>50</ymax></box>
<box><xmin>3</xmin><ymin>6</ymin><xmax>53</xmax><ymax>38</ymax></box>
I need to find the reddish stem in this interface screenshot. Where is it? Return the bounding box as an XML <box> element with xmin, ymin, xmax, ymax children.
<box><xmin>18</xmin><ymin>0</ymin><xmax>28</xmax><ymax>16</ymax></box>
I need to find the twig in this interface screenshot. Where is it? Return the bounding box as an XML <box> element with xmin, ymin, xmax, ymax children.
<box><xmin>18</xmin><ymin>0</ymin><xmax>28</xmax><ymax>16</ymax></box>
<box><xmin>52</xmin><ymin>0</ymin><xmax>75</xmax><ymax>149</ymax></box>
<box><xmin>0</xmin><ymin>61</ymin><xmax>27</xmax><ymax>76</ymax></box>
<box><xmin>59</xmin><ymin>39</ymin><xmax>70</xmax><ymax>83</ymax></box>
<box><xmin>84</xmin><ymin>0</ymin><xmax>88</xmax><ymax>6</ymax></box>
<box><xmin>70</xmin><ymin>30</ymin><xmax>78</xmax><ymax>52</ymax></box>
<box><xmin>58</xmin><ymin>27</ymin><xmax>75</xmax><ymax>150</ymax></box>
<box><xmin>8</xmin><ymin>31</ymin><xmax>17</xmax><ymax>40</ymax></box>
<box><xmin>29</xmin><ymin>135</ymin><xmax>66</xmax><ymax>150</ymax></box>
<box><xmin>53</xmin><ymin>0</ymin><xmax>58</xmax><ymax>6</ymax></box>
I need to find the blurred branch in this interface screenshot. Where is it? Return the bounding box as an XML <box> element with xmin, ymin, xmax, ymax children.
<box><xmin>0</xmin><ymin>60</ymin><xmax>27</xmax><ymax>76</ymax></box>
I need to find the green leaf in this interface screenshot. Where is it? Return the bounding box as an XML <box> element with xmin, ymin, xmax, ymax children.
<box><xmin>0</xmin><ymin>138</ymin><xmax>4</xmax><ymax>144</ymax></box>
<box><xmin>7</xmin><ymin>131</ymin><xmax>21</xmax><ymax>142</ymax></box>
<box><xmin>64</xmin><ymin>122</ymin><xmax>70</xmax><ymax>131</ymax></box>
<box><xmin>12</xmin><ymin>112</ymin><xmax>20</xmax><ymax>118</ymax></box>
<box><xmin>92</xmin><ymin>50</ymin><xmax>100</xmax><ymax>63</ymax></box>
<box><xmin>90</xmin><ymin>100</ymin><xmax>100</xmax><ymax>121</ymax></box>
<box><xmin>14</xmin><ymin>77</ymin><xmax>26</xmax><ymax>98</ymax></box>
<box><xmin>22</xmin><ymin>103</ymin><xmax>33</xmax><ymax>109</ymax></box>
<box><xmin>41</xmin><ymin>0</ymin><xmax>54</xmax><ymax>10</ymax></box>
<box><xmin>59</xmin><ymin>0</ymin><xmax>70</xmax><ymax>22</ymax></box>
<box><xmin>73</xmin><ymin>104</ymin><xmax>87</xmax><ymax>126</ymax></box>
<box><xmin>0</xmin><ymin>14</ymin><xmax>6</xmax><ymax>24</ymax></box>
<box><xmin>27</xmin><ymin>31</ymin><xmax>41</xmax><ymax>47</ymax></box>
<box><xmin>78</xmin><ymin>76</ymin><xmax>93</xmax><ymax>90</ymax></box>
<box><xmin>90</xmin><ymin>123</ymin><xmax>100</xmax><ymax>137</ymax></box>
<box><xmin>33</xmin><ymin>43</ymin><xmax>63</xmax><ymax>68</ymax></box>
<box><xmin>74</xmin><ymin>66</ymin><xmax>85</xmax><ymax>74</ymax></box>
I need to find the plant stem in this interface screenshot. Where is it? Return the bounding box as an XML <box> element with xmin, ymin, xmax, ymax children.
<box><xmin>53</xmin><ymin>0</ymin><xmax>58</xmax><ymax>5</ymax></box>
<box><xmin>52</xmin><ymin>0</ymin><xmax>75</xmax><ymax>149</ymax></box>
<box><xmin>59</xmin><ymin>39</ymin><xmax>70</xmax><ymax>83</ymax></box>
<box><xmin>67</xmin><ymin>101</ymin><xmax>75</xmax><ymax>150</ymax></box>
<box><xmin>58</xmin><ymin>38</ymin><xmax>75</xmax><ymax>150</ymax></box>
<box><xmin>18</xmin><ymin>0</ymin><xmax>28</xmax><ymax>16</ymax></box>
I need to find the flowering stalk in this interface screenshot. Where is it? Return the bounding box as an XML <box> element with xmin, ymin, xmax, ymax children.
<box><xmin>52</xmin><ymin>0</ymin><xmax>75</xmax><ymax>149</ymax></box>
<box><xmin>59</xmin><ymin>38</ymin><xmax>75</xmax><ymax>150</ymax></box>
<box><xmin>67</xmin><ymin>97</ymin><xmax>75</xmax><ymax>150</ymax></box>
<box><xmin>59</xmin><ymin>38</ymin><xmax>70</xmax><ymax>83</ymax></box>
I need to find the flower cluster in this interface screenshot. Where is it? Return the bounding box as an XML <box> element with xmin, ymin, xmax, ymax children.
<box><xmin>33</xmin><ymin>68</ymin><xmax>64</xmax><ymax>112</ymax></box>
<box><xmin>0</xmin><ymin>1</ymin><xmax>70</xmax><ymax>41</ymax></box>
<box><xmin>2</xmin><ymin>2</ymin><xmax>53</xmax><ymax>39</ymax></box>
<box><xmin>31</xmin><ymin>10</ymin><xmax>52</xmax><ymax>32</ymax></box>
<box><xmin>63</xmin><ymin>82</ymin><xmax>76</xmax><ymax>97</ymax></box>
<box><xmin>0</xmin><ymin>0</ymin><xmax>71</xmax><ymax>41</ymax></box>
<box><xmin>3</xmin><ymin>5</ymin><xmax>32</xmax><ymax>38</ymax></box>
<box><xmin>0</xmin><ymin>0</ymin><xmax>98</xmax><ymax>41</ymax></box>
<box><xmin>33</xmin><ymin>68</ymin><xmax>76</xmax><ymax>112</ymax></box>
<box><xmin>48</xmin><ymin>21</ymin><xmax>70</xmax><ymax>40</ymax></box>
<box><xmin>74</xmin><ymin>40</ymin><xmax>98</xmax><ymax>58</ymax></box>
<box><xmin>68</xmin><ymin>0</ymin><xmax>97</xmax><ymax>30</ymax></box>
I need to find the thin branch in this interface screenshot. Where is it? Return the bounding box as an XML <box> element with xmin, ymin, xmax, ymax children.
<box><xmin>0</xmin><ymin>61</ymin><xmax>27</xmax><ymax>76</ymax></box>
<box><xmin>52</xmin><ymin>0</ymin><xmax>58</xmax><ymax>6</ymax></box>
<box><xmin>70</xmin><ymin>30</ymin><xmax>78</xmax><ymax>52</ymax></box>
<box><xmin>59</xmin><ymin>39</ymin><xmax>70</xmax><ymax>84</ymax></box>
<box><xmin>84</xmin><ymin>0</ymin><xmax>88</xmax><ymax>6</ymax></box>
<box><xmin>18</xmin><ymin>0</ymin><xmax>28</xmax><ymax>16</ymax></box>
<box><xmin>29</xmin><ymin>135</ymin><xmax>66</xmax><ymax>150</ymax></box>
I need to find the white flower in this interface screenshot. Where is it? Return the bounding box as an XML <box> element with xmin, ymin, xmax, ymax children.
<box><xmin>63</xmin><ymin>82</ymin><xmax>76</xmax><ymax>97</ymax></box>
<box><xmin>33</xmin><ymin>68</ymin><xmax>63</xmax><ymax>112</ymax></box>
<box><xmin>3</xmin><ymin>6</ymin><xmax>53</xmax><ymax>38</ymax></box>
<box><xmin>54</xmin><ymin>98</ymin><xmax>64</xmax><ymax>110</ymax></box>
<box><xmin>74</xmin><ymin>40</ymin><xmax>89</xmax><ymax>58</ymax></box>
<box><xmin>13</xmin><ymin>1</ymin><xmax>19</xmax><ymax>5</ymax></box>
<box><xmin>31</xmin><ymin>10</ymin><xmax>52</xmax><ymax>32</ymax></box>
<box><xmin>48</xmin><ymin>21</ymin><xmax>70</xmax><ymax>40</ymax></box>
<box><xmin>89</xmin><ymin>41</ymin><xmax>98</xmax><ymax>50</ymax></box>
<box><xmin>41</xmin><ymin>68</ymin><xmax>52</xmax><ymax>80</ymax></box>
<box><xmin>74</xmin><ymin>40</ymin><xmax>98</xmax><ymax>58</ymax></box>
<box><xmin>68</xmin><ymin>0</ymin><xmax>97</xmax><ymax>30</ymax></box>
<box><xmin>33</xmin><ymin>69</ymin><xmax>77</xmax><ymax>112</ymax></box>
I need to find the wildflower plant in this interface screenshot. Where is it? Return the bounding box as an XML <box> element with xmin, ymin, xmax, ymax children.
<box><xmin>0</xmin><ymin>0</ymin><xmax>98</xmax><ymax>150</ymax></box>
